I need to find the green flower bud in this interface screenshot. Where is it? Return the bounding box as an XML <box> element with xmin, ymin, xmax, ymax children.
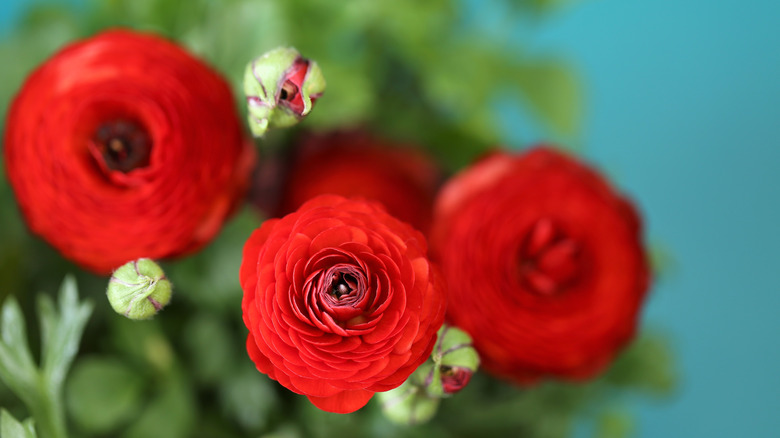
<box><xmin>243</xmin><ymin>47</ymin><xmax>325</xmax><ymax>137</ymax></box>
<box><xmin>427</xmin><ymin>324</ymin><xmax>480</xmax><ymax>396</ymax></box>
<box><xmin>377</xmin><ymin>325</ymin><xmax>480</xmax><ymax>424</ymax></box>
<box><xmin>107</xmin><ymin>258</ymin><xmax>171</xmax><ymax>319</ymax></box>
<box><xmin>376</xmin><ymin>380</ymin><xmax>440</xmax><ymax>426</ymax></box>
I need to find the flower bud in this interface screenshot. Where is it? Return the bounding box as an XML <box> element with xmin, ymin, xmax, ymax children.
<box><xmin>107</xmin><ymin>258</ymin><xmax>171</xmax><ymax>319</ymax></box>
<box><xmin>440</xmin><ymin>366</ymin><xmax>473</xmax><ymax>394</ymax></box>
<box><xmin>428</xmin><ymin>324</ymin><xmax>480</xmax><ymax>396</ymax></box>
<box><xmin>376</xmin><ymin>380</ymin><xmax>440</xmax><ymax>426</ymax></box>
<box><xmin>243</xmin><ymin>47</ymin><xmax>325</xmax><ymax>137</ymax></box>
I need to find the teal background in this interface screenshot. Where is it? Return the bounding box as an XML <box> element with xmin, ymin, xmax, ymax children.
<box><xmin>1</xmin><ymin>0</ymin><xmax>777</xmax><ymax>436</ymax></box>
<box><xmin>529</xmin><ymin>1</ymin><xmax>779</xmax><ymax>437</ymax></box>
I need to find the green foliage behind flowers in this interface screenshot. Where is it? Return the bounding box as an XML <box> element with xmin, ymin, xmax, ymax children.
<box><xmin>0</xmin><ymin>0</ymin><xmax>672</xmax><ymax>437</ymax></box>
<box><xmin>0</xmin><ymin>0</ymin><xmax>582</xmax><ymax>170</ymax></box>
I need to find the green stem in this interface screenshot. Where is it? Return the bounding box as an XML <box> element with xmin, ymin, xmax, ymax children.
<box><xmin>29</xmin><ymin>379</ymin><xmax>67</xmax><ymax>438</ymax></box>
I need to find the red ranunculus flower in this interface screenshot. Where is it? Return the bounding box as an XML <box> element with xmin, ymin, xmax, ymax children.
<box><xmin>276</xmin><ymin>130</ymin><xmax>441</xmax><ymax>234</ymax></box>
<box><xmin>240</xmin><ymin>194</ymin><xmax>446</xmax><ymax>413</ymax></box>
<box><xmin>430</xmin><ymin>147</ymin><xmax>650</xmax><ymax>383</ymax></box>
<box><xmin>3</xmin><ymin>30</ymin><xmax>254</xmax><ymax>274</ymax></box>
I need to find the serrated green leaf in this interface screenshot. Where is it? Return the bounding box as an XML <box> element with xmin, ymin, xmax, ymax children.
<box><xmin>0</xmin><ymin>298</ymin><xmax>34</xmax><ymax>366</ymax></box>
<box><xmin>0</xmin><ymin>277</ymin><xmax>93</xmax><ymax>438</ymax></box>
<box><xmin>39</xmin><ymin>276</ymin><xmax>93</xmax><ymax>392</ymax></box>
<box><xmin>65</xmin><ymin>357</ymin><xmax>145</xmax><ymax>434</ymax></box>
<box><xmin>0</xmin><ymin>298</ymin><xmax>37</xmax><ymax>406</ymax></box>
<box><xmin>0</xmin><ymin>410</ymin><xmax>36</xmax><ymax>438</ymax></box>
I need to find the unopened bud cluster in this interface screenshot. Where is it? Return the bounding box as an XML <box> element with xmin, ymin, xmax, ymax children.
<box><xmin>378</xmin><ymin>324</ymin><xmax>480</xmax><ymax>425</ymax></box>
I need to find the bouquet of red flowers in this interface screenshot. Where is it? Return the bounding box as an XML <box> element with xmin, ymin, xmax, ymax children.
<box><xmin>0</xmin><ymin>2</ymin><xmax>674</xmax><ymax>437</ymax></box>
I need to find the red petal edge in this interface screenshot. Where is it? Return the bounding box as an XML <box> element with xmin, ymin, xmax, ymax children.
<box><xmin>306</xmin><ymin>389</ymin><xmax>375</xmax><ymax>414</ymax></box>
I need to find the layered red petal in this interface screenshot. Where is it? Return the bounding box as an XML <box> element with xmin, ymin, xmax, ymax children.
<box><xmin>241</xmin><ymin>195</ymin><xmax>445</xmax><ymax>413</ymax></box>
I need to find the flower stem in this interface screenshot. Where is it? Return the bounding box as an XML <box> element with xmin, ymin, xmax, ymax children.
<box><xmin>30</xmin><ymin>381</ymin><xmax>67</xmax><ymax>438</ymax></box>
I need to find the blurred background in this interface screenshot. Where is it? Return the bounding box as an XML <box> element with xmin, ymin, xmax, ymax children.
<box><xmin>1</xmin><ymin>0</ymin><xmax>778</xmax><ymax>437</ymax></box>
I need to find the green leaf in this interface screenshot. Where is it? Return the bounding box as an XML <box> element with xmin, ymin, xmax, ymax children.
<box><xmin>0</xmin><ymin>277</ymin><xmax>93</xmax><ymax>438</ymax></box>
<box><xmin>181</xmin><ymin>0</ymin><xmax>291</xmax><ymax>85</ymax></box>
<box><xmin>65</xmin><ymin>357</ymin><xmax>145</xmax><ymax>434</ymax></box>
<box><xmin>0</xmin><ymin>298</ymin><xmax>31</xmax><ymax>358</ymax></box>
<box><xmin>0</xmin><ymin>298</ymin><xmax>37</xmax><ymax>403</ymax></box>
<box><xmin>507</xmin><ymin>59</ymin><xmax>583</xmax><ymax>139</ymax></box>
<box><xmin>595</xmin><ymin>409</ymin><xmax>634</xmax><ymax>438</ymax></box>
<box><xmin>606</xmin><ymin>334</ymin><xmax>677</xmax><ymax>395</ymax></box>
<box><xmin>38</xmin><ymin>276</ymin><xmax>94</xmax><ymax>392</ymax></box>
<box><xmin>0</xmin><ymin>410</ymin><xmax>36</xmax><ymax>438</ymax></box>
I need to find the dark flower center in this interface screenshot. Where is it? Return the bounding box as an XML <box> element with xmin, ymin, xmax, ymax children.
<box><xmin>91</xmin><ymin>119</ymin><xmax>151</xmax><ymax>173</ymax></box>
<box><xmin>304</xmin><ymin>263</ymin><xmax>373</xmax><ymax>334</ymax></box>
<box><xmin>280</xmin><ymin>81</ymin><xmax>297</xmax><ymax>102</ymax></box>
<box><xmin>519</xmin><ymin>218</ymin><xmax>581</xmax><ymax>296</ymax></box>
<box><xmin>330</xmin><ymin>271</ymin><xmax>358</xmax><ymax>300</ymax></box>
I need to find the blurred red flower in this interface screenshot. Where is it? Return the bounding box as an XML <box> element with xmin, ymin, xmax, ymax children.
<box><xmin>240</xmin><ymin>195</ymin><xmax>446</xmax><ymax>413</ymax></box>
<box><xmin>430</xmin><ymin>147</ymin><xmax>650</xmax><ymax>382</ymax></box>
<box><xmin>276</xmin><ymin>130</ymin><xmax>441</xmax><ymax>233</ymax></box>
<box><xmin>3</xmin><ymin>30</ymin><xmax>254</xmax><ymax>273</ymax></box>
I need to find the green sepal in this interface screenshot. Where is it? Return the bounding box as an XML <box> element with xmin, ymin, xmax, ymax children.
<box><xmin>433</xmin><ymin>325</ymin><xmax>480</xmax><ymax>371</ymax></box>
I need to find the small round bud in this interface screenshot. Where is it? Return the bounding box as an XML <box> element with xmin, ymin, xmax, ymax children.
<box><xmin>243</xmin><ymin>47</ymin><xmax>326</xmax><ymax>137</ymax></box>
<box><xmin>107</xmin><ymin>258</ymin><xmax>171</xmax><ymax>319</ymax></box>
<box><xmin>377</xmin><ymin>380</ymin><xmax>440</xmax><ymax>426</ymax></box>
